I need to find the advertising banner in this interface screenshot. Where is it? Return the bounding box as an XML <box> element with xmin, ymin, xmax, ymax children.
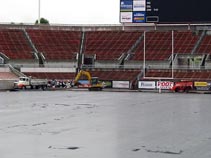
<box><xmin>133</xmin><ymin>11</ymin><xmax>146</xmax><ymax>23</ymax></box>
<box><xmin>120</xmin><ymin>12</ymin><xmax>133</xmax><ymax>23</ymax></box>
<box><xmin>133</xmin><ymin>0</ymin><xmax>146</xmax><ymax>11</ymax></box>
<box><xmin>138</xmin><ymin>81</ymin><xmax>156</xmax><ymax>89</ymax></box>
<box><xmin>194</xmin><ymin>82</ymin><xmax>211</xmax><ymax>91</ymax></box>
<box><xmin>120</xmin><ymin>0</ymin><xmax>133</xmax><ymax>12</ymax></box>
<box><xmin>194</xmin><ymin>82</ymin><xmax>208</xmax><ymax>87</ymax></box>
<box><xmin>157</xmin><ymin>81</ymin><xmax>174</xmax><ymax>90</ymax></box>
<box><xmin>113</xmin><ymin>81</ymin><xmax>130</xmax><ymax>89</ymax></box>
<box><xmin>101</xmin><ymin>80</ymin><xmax>112</xmax><ymax>88</ymax></box>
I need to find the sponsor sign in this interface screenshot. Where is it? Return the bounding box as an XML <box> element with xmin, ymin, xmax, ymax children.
<box><xmin>194</xmin><ymin>82</ymin><xmax>211</xmax><ymax>91</ymax></box>
<box><xmin>194</xmin><ymin>82</ymin><xmax>208</xmax><ymax>87</ymax></box>
<box><xmin>113</xmin><ymin>81</ymin><xmax>130</xmax><ymax>89</ymax></box>
<box><xmin>120</xmin><ymin>0</ymin><xmax>133</xmax><ymax>12</ymax></box>
<box><xmin>101</xmin><ymin>80</ymin><xmax>112</xmax><ymax>88</ymax></box>
<box><xmin>133</xmin><ymin>0</ymin><xmax>146</xmax><ymax>11</ymax></box>
<box><xmin>157</xmin><ymin>81</ymin><xmax>174</xmax><ymax>90</ymax></box>
<box><xmin>133</xmin><ymin>11</ymin><xmax>146</xmax><ymax>23</ymax></box>
<box><xmin>120</xmin><ymin>12</ymin><xmax>133</xmax><ymax>23</ymax></box>
<box><xmin>139</xmin><ymin>81</ymin><xmax>156</xmax><ymax>89</ymax></box>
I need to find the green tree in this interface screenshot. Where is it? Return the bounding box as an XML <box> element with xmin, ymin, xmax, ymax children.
<box><xmin>35</xmin><ymin>17</ymin><xmax>49</xmax><ymax>24</ymax></box>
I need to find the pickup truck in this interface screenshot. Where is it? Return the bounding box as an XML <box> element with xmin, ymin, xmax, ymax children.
<box><xmin>14</xmin><ymin>76</ymin><xmax>48</xmax><ymax>90</ymax></box>
<box><xmin>170</xmin><ymin>81</ymin><xmax>194</xmax><ymax>92</ymax></box>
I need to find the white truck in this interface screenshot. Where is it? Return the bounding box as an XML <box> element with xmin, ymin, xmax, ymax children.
<box><xmin>14</xmin><ymin>76</ymin><xmax>48</xmax><ymax>90</ymax></box>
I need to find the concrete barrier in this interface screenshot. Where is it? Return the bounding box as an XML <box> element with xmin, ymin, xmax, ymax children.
<box><xmin>0</xmin><ymin>80</ymin><xmax>16</xmax><ymax>90</ymax></box>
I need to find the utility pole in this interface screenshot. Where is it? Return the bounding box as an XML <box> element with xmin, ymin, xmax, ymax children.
<box><xmin>38</xmin><ymin>0</ymin><xmax>41</xmax><ymax>24</ymax></box>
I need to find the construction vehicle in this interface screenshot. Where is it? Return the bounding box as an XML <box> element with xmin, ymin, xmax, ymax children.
<box><xmin>170</xmin><ymin>81</ymin><xmax>194</xmax><ymax>92</ymax></box>
<box><xmin>14</xmin><ymin>76</ymin><xmax>48</xmax><ymax>90</ymax></box>
<box><xmin>73</xmin><ymin>70</ymin><xmax>104</xmax><ymax>91</ymax></box>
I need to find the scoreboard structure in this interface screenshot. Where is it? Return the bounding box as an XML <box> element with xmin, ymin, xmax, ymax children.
<box><xmin>120</xmin><ymin>0</ymin><xmax>211</xmax><ymax>23</ymax></box>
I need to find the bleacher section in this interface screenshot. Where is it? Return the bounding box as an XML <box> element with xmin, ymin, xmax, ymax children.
<box><xmin>145</xmin><ymin>69</ymin><xmax>211</xmax><ymax>80</ymax></box>
<box><xmin>132</xmin><ymin>31</ymin><xmax>199</xmax><ymax>61</ymax></box>
<box><xmin>23</xmin><ymin>70</ymin><xmax>140</xmax><ymax>81</ymax></box>
<box><xmin>84</xmin><ymin>31</ymin><xmax>142</xmax><ymax>60</ymax></box>
<box><xmin>89</xmin><ymin>70</ymin><xmax>141</xmax><ymax>81</ymax></box>
<box><xmin>1</xmin><ymin>25</ymin><xmax>211</xmax><ymax>86</ymax></box>
<box><xmin>26</xmin><ymin>29</ymin><xmax>81</xmax><ymax>60</ymax></box>
<box><xmin>197</xmin><ymin>34</ymin><xmax>211</xmax><ymax>54</ymax></box>
<box><xmin>174</xmin><ymin>31</ymin><xmax>199</xmax><ymax>53</ymax></box>
<box><xmin>0</xmin><ymin>29</ymin><xmax>34</xmax><ymax>59</ymax></box>
<box><xmin>24</xmin><ymin>70</ymin><xmax>141</xmax><ymax>82</ymax></box>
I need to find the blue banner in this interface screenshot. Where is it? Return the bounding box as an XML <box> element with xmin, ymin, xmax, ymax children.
<box><xmin>120</xmin><ymin>0</ymin><xmax>133</xmax><ymax>12</ymax></box>
<box><xmin>133</xmin><ymin>11</ymin><xmax>146</xmax><ymax>23</ymax></box>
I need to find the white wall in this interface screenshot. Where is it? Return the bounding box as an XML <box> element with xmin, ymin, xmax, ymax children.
<box><xmin>21</xmin><ymin>67</ymin><xmax>76</xmax><ymax>73</ymax></box>
<box><xmin>0</xmin><ymin>80</ymin><xmax>16</xmax><ymax>90</ymax></box>
<box><xmin>0</xmin><ymin>67</ymin><xmax>10</xmax><ymax>72</ymax></box>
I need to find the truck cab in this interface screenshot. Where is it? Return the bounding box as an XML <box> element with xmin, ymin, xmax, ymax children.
<box><xmin>14</xmin><ymin>77</ymin><xmax>30</xmax><ymax>89</ymax></box>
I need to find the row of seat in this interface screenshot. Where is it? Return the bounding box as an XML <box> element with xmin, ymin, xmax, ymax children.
<box><xmin>145</xmin><ymin>69</ymin><xmax>211</xmax><ymax>80</ymax></box>
<box><xmin>84</xmin><ymin>31</ymin><xmax>142</xmax><ymax>60</ymax></box>
<box><xmin>1</xmin><ymin>29</ymin><xmax>211</xmax><ymax>61</ymax></box>
<box><xmin>132</xmin><ymin>31</ymin><xmax>199</xmax><ymax>61</ymax></box>
<box><xmin>24</xmin><ymin>70</ymin><xmax>141</xmax><ymax>82</ymax></box>
<box><xmin>89</xmin><ymin>70</ymin><xmax>141</xmax><ymax>81</ymax></box>
<box><xmin>27</xmin><ymin>29</ymin><xmax>81</xmax><ymax>61</ymax></box>
<box><xmin>0</xmin><ymin>29</ymin><xmax>34</xmax><ymax>59</ymax></box>
<box><xmin>23</xmin><ymin>69</ymin><xmax>211</xmax><ymax>82</ymax></box>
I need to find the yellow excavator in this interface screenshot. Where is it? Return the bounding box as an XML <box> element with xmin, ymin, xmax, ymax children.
<box><xmin>73</xmin><ymin>70</ymin><xmax>104</xmax><ymax>91</ymax></box>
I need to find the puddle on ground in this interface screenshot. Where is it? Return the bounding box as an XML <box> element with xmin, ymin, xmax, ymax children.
<box><xmin>32</xmin><ymin>123</ymin><xmax>47</xmax><ymax>126</ymax></box>
<box><xmin>49</xmin><ymin>146</ymin><xmax>80</xmax><ymax>150</ymax></box>
<box><xmin>146</xmin><ymin>149</ymin><xmax>183</xmax><ymax>155</ymax></box>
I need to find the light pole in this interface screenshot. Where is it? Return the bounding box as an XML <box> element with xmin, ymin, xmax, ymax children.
<box><xmin>143</xmin><ymin>31</ymin><xmax>146</xmax><ymax>78</ymax></box>
<box><xmin>38</xmin><ymin>0</ymin><xmax>41</xmax><ymax>24</ymax></box>
<box><xmin>172</xmin><ymin>30</ymin><xmax>174</xmax><ymax>79</ymax></box>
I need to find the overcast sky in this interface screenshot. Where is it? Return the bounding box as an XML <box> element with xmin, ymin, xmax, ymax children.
<box><xmin>0</xmin><ymin>0</ymin><xmax>120</xmax><ymax>24</ymax></box>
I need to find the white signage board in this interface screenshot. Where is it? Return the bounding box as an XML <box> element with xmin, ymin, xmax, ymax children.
<box><xmin>113</xmin><ymin>81</ymin><xmax>130</xmax><ymax>89</ymax></box>
<box><xmin>157</xmin><ymin>81</ymin><xmax>174</xmax><ymax>90</ymax></box>
<box><xmin>139</xmin><ymin>81</ymin><xmax>156</xmax><ymax>89</ymax></box>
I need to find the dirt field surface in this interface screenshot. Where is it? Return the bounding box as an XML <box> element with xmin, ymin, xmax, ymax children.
<box><xmin>0</xmin><ymin>91</ymin><xmax>211</xmax><ymax>158</ymax></box>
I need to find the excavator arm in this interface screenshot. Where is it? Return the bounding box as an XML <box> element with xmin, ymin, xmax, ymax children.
<box><xmin>74</xmin><ymin>70</ymin><xmax>92</xmax><ymax>85</ymax></box>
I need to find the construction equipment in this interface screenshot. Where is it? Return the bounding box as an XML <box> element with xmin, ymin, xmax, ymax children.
<box><xmin>73</xmin><ymin>70</ymin><xmax>103</xmax><ymax>91</ymax></box>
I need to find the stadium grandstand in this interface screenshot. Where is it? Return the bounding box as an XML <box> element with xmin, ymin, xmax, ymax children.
<box><xmin>1</xmin><ymin>24</ymin><xmax>211</xmax><ymax>89</ymax></box>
